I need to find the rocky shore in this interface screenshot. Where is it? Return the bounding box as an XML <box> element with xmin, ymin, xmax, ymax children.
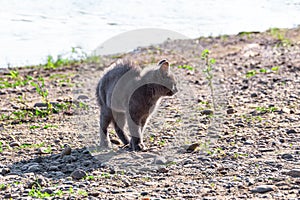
<box><xmin>0</xmin><ymin>27</ymin><xmax>300</xmax><ymax>199</ymax></box>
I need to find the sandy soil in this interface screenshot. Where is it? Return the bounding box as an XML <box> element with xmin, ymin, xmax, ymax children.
<box><xmin>0</xmin><ymin>27</ymin><xmax>300</xmax><ymax>199</ymax></box>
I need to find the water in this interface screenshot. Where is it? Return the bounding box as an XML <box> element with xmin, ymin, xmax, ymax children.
<box><xmin>1</xmin><ymin>0</ymin><xmax>300</xmax><ymax>67</ymax></box>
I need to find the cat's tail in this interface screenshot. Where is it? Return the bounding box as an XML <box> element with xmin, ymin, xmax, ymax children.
<box><xmin>95</xmin><ymin>79</ymin><xmax>103</xmax><ymax>106</ymax></box>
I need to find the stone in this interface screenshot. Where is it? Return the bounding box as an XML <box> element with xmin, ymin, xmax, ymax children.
<box><xmin>140</xmin><ymin>191</ymin><xmax>149</xmax><ymax>196</ymax></box>
<box><xmin>48</xmin><ymin>165</ymin><xmax>60</xmax><ymax>171</ymax></box>
<box><xmin>283</xmin><ymin>169</ymin><xmax>300</xmax><ymax>178</ymax></box>
<box><xmin>42</xmin><ymin>188</ymin><xmax>54</xmax><ymax>195</ymax></box>
<box><xmin>281</xmin><ymin>153</ymin><xmax>293</xmax><ymax>160</ymax></box>
<box><xmin>201</xmin><ymin>110</ymin><xmax>213</xmax><ymax>115</ymax></box>
<box><xmin>258</xmin><ymin>148</ymin><xmax>275</xmax><ymax>152</ymax></box>
<box><xmin>0</xmin><ymin>167</ymin><xmax>10</xmax><ymax>175</ymax></box>
<box><xmin>27</xmin><ymin>164</ymin><xmax>41</xmax><ymax>173</ymax></box>
<box><xmin>153</xmin><ymin>156</ymin><xmax>167</xmax><ymax>165</ymax></box>
<box><xmin>77</xmin><ymin>95</ymin><xmax>89</xmax><ymax>100</ymax></box>
<box><xmin>71</xmin><ymin>169</ymin><xmax>87</xmax><ymax>180</ymax></box>
<box><xmin>60</xmin><ymin>144</ymin><xmax>72</xmax><ymax>158</ymax></box>
<box><xmin>250</xmin><ymin>185</ymin><xmax>275</xmax><ymax>193</ymax></box>
<box><xmin>226</xmin><ymin>108</ymin><xmax>236</xmax><ymax>114</ymax></box>
<box><xmin>186</xmin><ymin>143</ymin><xmax>200</xmax><ymax>152</ymax></box>
<box><xmin>157</xmin><ymin>167</ymin><xmax>168</xmax><ymax>173</ymax></box>
<box><xmin>111</xmin><ymin>138</ymin><xmax>121</xmax><ymax>145</ymax></box>
<box><xmin>286</xmin><ymin>129</ymin><xmax>297</xmax><ymax>134</ymax></box>
<box><xmin>9</xmin><ymin>141</ymin><xmax>20</xmax><ymax>148</ymax></box>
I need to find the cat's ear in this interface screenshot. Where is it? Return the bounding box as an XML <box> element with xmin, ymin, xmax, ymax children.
<box><xmin>158</xmin><ymin>59</ymin><xmax>170</xmax><ymax>76</ymax></box>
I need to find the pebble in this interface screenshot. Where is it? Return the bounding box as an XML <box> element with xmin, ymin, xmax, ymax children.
<box><xmin>258</xmin><ymin>148</ymin><xmax>275</xmax><ymax>152</ymax></box>
<box><xmin>281</xmin><ymin>153</ymin><xmax>293</xmax><ymax>160</ymax></box>
<box><xmin>99</xmin><ymin>188</ymin><xmax>109</xmax><ymax>193</ymax></box>
<box><xmin>283</xmin><ymin>169</ymin><xmax>300</xmax><ymax>178</ymax></box>
<box><xmin>226</xmin><ymin>108</ymin><xmax>236</xmax><ymax>114</ymax></box>
<box><xmin>250</xmin><ymin>185</ymin><xmax>275</xmax><ymax>193</ymax></box>
<box><xmin>42</xmin><ymin>188</ymin><xmax>54</xmax><ymax>195</ymax></box>
<box><xmin>60</xmin><ymin>144</ymin><xmax>72</xmax><ymax>158</ymax></box>
<box><xmin>144</xmin><ymin>182</ymin><xmax>156</xmax><ymax>186</ymax></box>
<box><xmin>186</xmin><ymin>143</ymin><xmax>200</xmax><ymax>152</ymax></box>
<box><xmin>9</xmin><ymin>141</ymin><xmax>20</xmax><ymax>148</ymax></box>
<box><xmin>48</xmin><ymin>165</ymin><xmax>60</xmax><ymax>171</ymax></box>
<box><xmin>77</xmin><ymin>95</ymin><xmax>89</xmax><ymax>100</ymax></box>
<box><xmin>157</xmin><ymin>167</ymin><xmax>168</xmax><ymax>173</ymax></box>
<box><xmin>153</xmin><ymin>156</ymin><xmax>167</xmax><ymax>165</ymax></box>
<box><xmin>140</xmin><ymin>191</ymin><xmax>149</xmax><ymax>196</ymax></box>
<box><xmin>201</xmin><ymin>110</ymin><xmax>213</xmax><ymax>115</ymax></box>
<box><xmin>286</xmin><ymin>129</ymin><xmax>297</xmax><ymax>134</ymax></box>
<box><xmin>0</xmin><ymin>167</ymin><xmax>10</xmax><ymax>175</ymax></box>
<box><xmin>27</xmin><ymin>164</ymin><xmax>41</xmax><ymax>173</ymax></box>
<box><xmin>70</xmin><ymin>169</ymin><xmax>87</xmax><ymax>180</ymax></box>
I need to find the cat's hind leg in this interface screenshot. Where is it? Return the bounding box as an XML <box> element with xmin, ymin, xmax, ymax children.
<box><xmin>99</xmin><ymin>106</ymin><xmax>113</xmax><ymax>148</ymax></box>
<box><xmin>112</xmin><ymin>112</ymin><xmax>130</xmax><ymax>145</ymax></box>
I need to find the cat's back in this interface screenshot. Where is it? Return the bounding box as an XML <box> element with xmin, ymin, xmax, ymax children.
<box><xmin>102</xmin><ymin>60</ymin><xmax>140</xmax><ymax>81</ymax></box>
<box><xmin>96</xmin><ymin>60</ymin><xmax>141</xmax><ymax>107</ymax></box>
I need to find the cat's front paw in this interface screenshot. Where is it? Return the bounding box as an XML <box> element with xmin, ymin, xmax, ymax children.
<box><xmin>130</xmin><ymin>137</ymin><xmax>146</xmax><ymax>151</ymax></box>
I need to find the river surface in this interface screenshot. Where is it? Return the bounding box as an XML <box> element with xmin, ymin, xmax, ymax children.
<box><xmin>1</xmin><ymin>0</ymin><xmax>300</xmax><ymax>67</ymax></box>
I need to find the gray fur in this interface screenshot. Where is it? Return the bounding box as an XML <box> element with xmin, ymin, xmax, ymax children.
<box><xmin>96</xmin><ymin>59</ymin><xmax>177</xmax><ymax>151</ymax></box>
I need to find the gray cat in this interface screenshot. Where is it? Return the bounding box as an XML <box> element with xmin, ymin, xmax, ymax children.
<box><xmin>96</xmin><ymin>59</ymin><xmax>177</xmax><ymax>151</ymax></box>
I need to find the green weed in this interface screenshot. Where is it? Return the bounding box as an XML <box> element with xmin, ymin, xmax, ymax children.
<box><xmin>246</xmin><ymin>66</ymin><xmax>280</xmax><ymax>78</ymax></box>
<box><xmin>202</xmin><ymin>49</ymin><xmax>216</xmax><ymax>111</ymax></box>
<box><xmin>268</xmin><ymin>28</ymin><xmax>291</xmax><ymax>46</ymax></box>
<box><xmin>0</xmin><ymin>70</ymin><xmax>33</xmax><ymax>89</ymax></box>
<box><xmin>85</xmin><ymin>175</ymin><xmax>95</xmax><ymax>180</ymax></box>
<box><xmin>158</xmin><ymin>140</ymin><xmax>166</xmax><ymax>146</ymax></box>
<box><xmin>271</xmin><ymin>66</ymin><xmax>280</xmax><ymax>72</ymax></box>
<box><xmin>29</xmin><ymin>187</ymin><xmax>51</xmax><ymax>198</ymax></box>
<box><xmin>77</xmin><ymin>189</ymin><xmax>88</xmax><ymax>197</ymax></box>
<box><xmin>20</xmin><ymin>142</ymin><xmax>45</xmax><ymax>149</ymax></box>
<box><xmin>177</xmin><ymin>65</ymin><xmax>194</xmax><ymax>71</ymax></box>
<box><xmin>101</xmin><ymin>173</ymin><xmax>111</xmax><ymax>178</ymax></box>
<box><xmin>0</xmin><ymin>141</ymin><xmax>3</xmax><ymax>153</ymax></box>
<box><xmin>0</xmin><ymin>183</ymin><xmax>6</xmax><ymax>190</ymax></box>
<box><xmin>246</xmin><ymin>70</ymin><xmax>257</xmax><ymax>78</ymax></box>
<box><xmin>256</xmin><ymin>106</ymin><xmax>277</xmax><ymax>113</ymax></box>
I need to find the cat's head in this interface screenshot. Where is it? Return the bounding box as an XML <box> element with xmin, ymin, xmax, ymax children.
<box><xmin>156</xmin><ymin>59</ymin><xmax>178</xmax><ymax>96</ymax></box>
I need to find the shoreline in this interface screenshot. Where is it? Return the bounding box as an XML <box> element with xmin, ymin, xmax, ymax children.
<box><xmin>1</xmin><ymin>25</ymin><xmax>299</xmax><ymax>70</ymax></box>
<box><xmin>0</xmin><ymin>27</ymin><xmax>299</xmax><ymax>199</ymax></box>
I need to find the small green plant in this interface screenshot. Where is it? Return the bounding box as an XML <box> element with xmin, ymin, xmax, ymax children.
<box><xmin>271</xmin><ymin>66</ymin><xmax>280</xmax><ymax>72</ymax></box>
<box><xmin>158</xmin><ymin>139</ymin><xmax>166</xmax><ymax>146</ymax></box>
<box><xmin>256</xmin><ymin>106</ymin><xmax>277</xmax><ymax>113</ymax></box>
<box><xmin>68</xmin><ymin>187</ymin><xmax>74</xmax><ymax>195</ymax></box>
<box><xmin>177</xmin><ymin>65</ymin><xmax>194</xmax><ymax>71</ymax></box>
<box><xmin>101</xmin><ymin>173</ymin><xmax>111</xmax><ymax>178</ymax></box>
<box><xmin>29</xmin><ymin>187</ymin><xmax>51</xmax><ymax>198</ymax></box>
<box><xmin>43</xmin><ymin>124</ymin><xmax>58</xmax><ymax>129</ymax></box>
<box><xmin>246</xmin><ymin>70</ymin><xmax>257</xmax><ymax>78</ymax></box>
<box><xmin>259</xmin><ymin>68</ymin><xmax>267</xmax><ymax>73</ymax></box>
<box><xmin>30</xmin><ymin>125</ymin><xmax>40</xmax><ymax>129</ymax></box>
<box><xmin>0</xmin><ymin>70</ymin><xmax>33</xmax><ymax>89</ymax></box>
<box><xmin>0</xmin><ymin>141</ymin><xmax>3</xmax><ymax>153</ymax></box>
<box><xmin>31</xmin><ymin>77</ymin><xmax>53</xmax><ymax>116</ymax></box>
<box><xmin>86</xmin><ymin>175</ymin><xmax>95</xmax><ymax>180</ymax></box>
<box><xmin>54</xmin><ymin>189</ymin><xmax>63</xmax><ymax>197</ymax></box>
<box><xmin>78</xmin><ymin>189</ymin><xmax>88</xmax><ymax>197</ymax></box>
<box><xmin>19</xmin><ymin>142</ymin><xmax>45</xmax><ymax>149</ymax></box>
<box><xmin>149</xmin><ymin>135</ymin><xmax>155</xmax><ymax>143</ymax></box>
<box><xmin>0</xmin><ymin>183</ymin><xmax>6</xmax><ymax>190</ymax></box>
<box><xmin>268</xmin><ymin>27</ymin><xmax>291</xmax><ymax>46</ymax></box>
<box><xmin>202</xmin><ymin>49</ymin><xmax>216</xmax><ymax>111</ymax></box>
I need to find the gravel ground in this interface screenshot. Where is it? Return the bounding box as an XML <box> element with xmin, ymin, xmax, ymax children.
<box><xmin>0</xmin><ymin>27</ymin><xmax>300</xmax><ymax>199</ymax></box>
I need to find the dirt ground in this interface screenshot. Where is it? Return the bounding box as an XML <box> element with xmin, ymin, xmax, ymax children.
<box><xmin>0</xmin><ymin>27</ymin><xmax>300</xmax><ymax>199</ymax></box>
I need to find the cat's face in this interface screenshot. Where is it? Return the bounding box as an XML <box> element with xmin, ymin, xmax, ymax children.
<box><xmin>157</xmin><ymin>59</ymin><xmax>178</xmax><ymax>96</ymax></box>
